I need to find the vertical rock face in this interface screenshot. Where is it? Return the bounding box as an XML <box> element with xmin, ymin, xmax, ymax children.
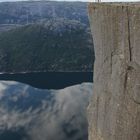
<box><xmin>88</xmin><ymin>3</ymin><xmax>140</xmax><ymax>140</ymax></box>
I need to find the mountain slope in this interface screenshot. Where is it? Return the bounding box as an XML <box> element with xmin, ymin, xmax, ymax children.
<box><xmin>0</xmin><ymin>19</ymin><xmax>94</xmax><ymax>72</ymax></box>
<box><xmin>0</xmin><ymin>1</ymin><xmax>89</xmax><ymax>30</ymax></box>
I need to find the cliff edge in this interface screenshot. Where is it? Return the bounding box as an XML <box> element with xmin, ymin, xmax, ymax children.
<box><xmin>88</xmin><ymin>3</ymin><xmax>140</xmax><ymax>140</ymax></box>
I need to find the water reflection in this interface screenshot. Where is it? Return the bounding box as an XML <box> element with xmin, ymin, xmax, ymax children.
<box><xmin>0</xmin><ymin>81</ymin><xmax>93</xmax><ymax>140</ymax></box>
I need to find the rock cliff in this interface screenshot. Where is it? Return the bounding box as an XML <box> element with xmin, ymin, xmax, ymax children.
<box><xmin>88</xmin><ymin>3</ymin><xmax>140</xmax><ymax>140</ymax></box>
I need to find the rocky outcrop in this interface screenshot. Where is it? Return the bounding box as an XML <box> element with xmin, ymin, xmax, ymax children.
<box><xmin>88</xmin><ymin>3</ymin><xmax>140</xmax><ymax>140</ymax></box>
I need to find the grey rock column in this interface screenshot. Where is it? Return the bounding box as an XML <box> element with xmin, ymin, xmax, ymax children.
<box><xmin>88</xmin><ymin>3</ymin><xmax>140</xmax><ymax>140</ymax></box>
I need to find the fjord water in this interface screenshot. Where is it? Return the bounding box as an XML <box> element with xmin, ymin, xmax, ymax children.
<box><xmin>0</xmin><ymin>72</ymin><xmax>93</xmax><ymax>89</ymax></box>
<box><xmin>0</xmin><ymin>72</ymin><xmax>93</xmax><ymax>140</ymax></box>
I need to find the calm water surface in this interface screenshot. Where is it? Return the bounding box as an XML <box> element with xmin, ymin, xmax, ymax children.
<box><xmin>0</xmin><ymin>72</ymin><xmax>93</xmax><ymax>89</ymax></box>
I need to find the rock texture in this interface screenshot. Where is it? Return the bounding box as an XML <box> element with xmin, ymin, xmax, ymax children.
<box><xmin>88</xmin><ymin>3</ymin><xmax>140</xmax><ymax>140</ymax></box>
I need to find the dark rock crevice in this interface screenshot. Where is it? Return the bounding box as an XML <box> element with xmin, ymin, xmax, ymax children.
<box><xmin>126</xmin><ymin>6</ymin><xmax>132</xmax><ymax>62</ymax></box>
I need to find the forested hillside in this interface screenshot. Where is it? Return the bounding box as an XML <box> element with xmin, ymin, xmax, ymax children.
<box><xmin>0</xmin><ymin>1</ymin><xmax>94</xmax><ymax>72</ymax></box>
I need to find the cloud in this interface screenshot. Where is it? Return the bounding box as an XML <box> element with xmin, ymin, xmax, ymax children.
<box><xmin>0</xmin><ymin>81</ymin><xmax>93</xmax><ymax>140</ymax></box>
<box><xmin>0</xmin><ymin>81</ymin><xmax>18</xmax><ymax>99</ymax></box>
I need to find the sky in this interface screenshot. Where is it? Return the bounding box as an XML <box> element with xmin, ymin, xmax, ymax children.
<box><xmin>0</xmin><ymin>0</ymin><xmax>94</xmax><ymax>2</ymax></box>
<box><xmin>0</xmin><ymin>0</ymin><xmax>139</xmax><ymax>2</ymax></box>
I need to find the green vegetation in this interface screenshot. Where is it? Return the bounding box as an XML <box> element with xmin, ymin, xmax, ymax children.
<box><xmin>0</xmin><ymin>19</ymin><xmax>94</xmax><ymax>72</ymax></box>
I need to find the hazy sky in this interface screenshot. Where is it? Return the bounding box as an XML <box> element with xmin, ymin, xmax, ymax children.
<box><xmin>0</xmin><ymin>0</ymin><xmax>139</xmax><ymax>2</ymax></box>
<box><xmin>0</xmin><ymin>0</ymin><xmax>94</xmax><ymax>2</ymax></box>
<box><xmin>0</xmin><ymin>0</ymin><xmax>93</xmax><ymax>2</ymax></box>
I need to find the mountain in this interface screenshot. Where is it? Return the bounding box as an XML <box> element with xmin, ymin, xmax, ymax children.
<box><xmin>0</xmin><ymin>1</ymin><xmax>94</xmax><ymax>72</ymax></box>
<box><xmin>0</xmin><ymin>19</ymin><xmax>94</xmax><ymax>72</ymax></box>
<box><xmin>0</xmin><ymin>1</ymin><xmax>89</xmax><ymax>32</ymax></box>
